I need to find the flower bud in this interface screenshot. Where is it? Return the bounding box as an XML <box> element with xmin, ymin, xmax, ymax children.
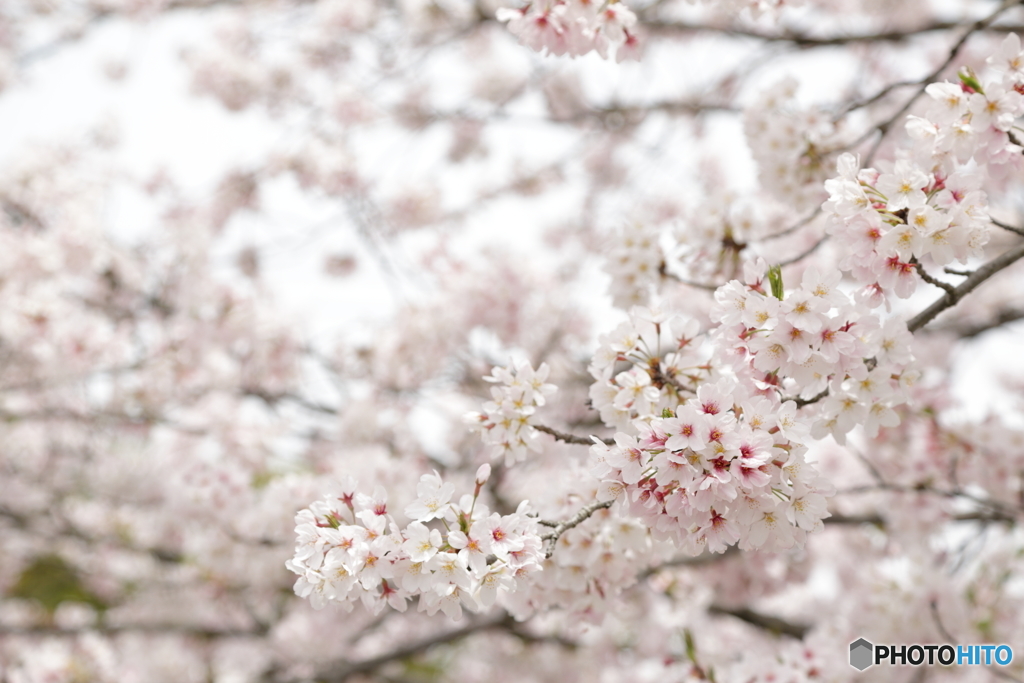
<box><xmin>475</xmin><ymin>463</ymin><xmax>491</xmax><ymax>486</ymax></box>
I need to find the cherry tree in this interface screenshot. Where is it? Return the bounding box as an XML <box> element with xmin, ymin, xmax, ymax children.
<box><xmin>3</xmin><ymin>0</ymin><xmax>1024</xmax><ymax>681</ymax></box>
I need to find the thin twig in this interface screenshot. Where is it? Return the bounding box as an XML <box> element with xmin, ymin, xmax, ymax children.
<box><xmin>833</xmin><ymin>482</ymin><xmax>1018</xmax><ymax>521</ymax></box>
<box><xmin>762</xmin><ymin>207</ymin><xmax>822</xmax><ymax>241</ymax></box>
<box><xmin>539</xmin><ymin>499</ymin><xmax>615</xmax><ymax>556</ymax></box>
<box><xmin>991</xmin><ymin>217</ymin><xmax>1024</xmax><ymax>237</ymax></box>
<box><xmin>707</xmin><ymin>604</ymin><xmax>810</xmax><ymax>639</ymax></box>
<box><xmin>928</xmin><ymin>307</ymin><xmax>1024</xmax><ymax>338</ymax></box>
<box><xmin>641</xmin><ymin>19</ymin><xmax>1024</xmax><ymax>48</ymax></box>
<box><xmin>911</xmin><ymin>257</ymin><xmax>957</xmax><ymax>298</ymax></box>
<box><xmin>661</xmin><ymin>269</ymin><xmax>722</xmax><ymax>291</ymax></box>
<box><xmin>835</xmin><ymin>0</ymin><xmax>1024</xmax><ymax>156</ymax></box>
<box><xmin>639</xmin><ymin>545</ymin><xmax>740</xmax><ymax>580</ymax></box>
<box><xmin>827</xmin><ymin>511</ymin><xmax>1014</xmax><ymax>525</ymax></box>
<box><xmin>533</xmin><ymin>423</ymin><xmax>614</xmax><ymax>446</ymax></box>
<box><xmin>314</xmin><ymin>614</ymin><xmax>512</xmax><ymax>682</ymax></box>
<box><xmin>778</xmin><ymin>236</ymin><xmax>829</xmax><ymax>267</ymax></box>
<box><xmin>907</xmin><ymin>240</ymin><xmax>1024</xmax><ymax>332</ymax></box>
<box><xmin>930</xmin><ymin>599</ymin><xmax>958</xmax><ymax>644</ymax></box>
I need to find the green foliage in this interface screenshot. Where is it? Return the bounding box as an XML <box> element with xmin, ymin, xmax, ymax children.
<box><xmin>7</xmin><ymin>554</ymin><xmax>107</xmax><ymax>614</ymax></box>
<box><xmin>767</xmin><ymin>264</ymin><xmax>785</xmax><ymax>301</ymax></box>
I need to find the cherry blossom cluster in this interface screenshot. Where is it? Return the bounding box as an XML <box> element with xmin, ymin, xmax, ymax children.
<box><xmin>587</xmin><ymin>307</ymin><xmax>706</xmax><ymax>431</ymax></box>
<box><xmin>497</xmin><ymin>0</ymin><xmax>640</xmax><ymax>61</ymax></box>
<box><xmin>499</xmin><ymin>465</ymin><xmax>681</xmax><ymax>620</ymax></box>
<box><xmin>743</xmin><ymin>77</ymin><xmax>841</xmax><ymax>212</ymax></box>
<box><xmin>590</xmin><ymin>381</ymin><xmax>833</xmax><ymax>555</ymax></box>
<box><xmin>584</xmin><ymin>305</ymin><xmax>833</xmax><ymax>554</ymax></box>
<box><xmin>605</xmin><ymin>222</ymin><xmax>664</xmax><ymax>308</ymax></box>
<box><xmin>466</xmin><ymin>361</ymin><xmax>558</xmax><ymax>466</ymax></box>
<box><xmin>908</xmin><ymin>35</ymin><xmax>1024</xmax><ymax>174</ymax></box>
<box><xmin>822</xmin><ymin>44</ymin><xmax>1024</xmax><ymax>301</ymax></box>
<box><xmin>669</xmin><ymin>198</ymin><xmax>776</xmax><ymax>285</ymax></box>
<box><xmin>913</xmin><ymin>413</ymin><xmax>1024</xmax><ymax>511</ymax></box>
<box><xmin>712</xmin><ymin>262</ymin><xmax>917</xmax><ymax>444</ymax></box>
<box><xmin>287</xmin><ymin>469</ymin><xmax>545</xmax><ymax>619</ymax></box>
<box><xmin>823</xmin><ymin>152</ymin><xmax>990</xmax><ymax>300</ymax></box>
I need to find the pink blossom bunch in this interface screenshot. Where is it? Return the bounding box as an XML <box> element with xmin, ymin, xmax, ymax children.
<box><xmin>605</xmin><ymin>222</ymin><xmax>664</xmax><ymax>308</ymax></box>
<box><xmin>587</xmin><ymin>307</ymin><xmax>706</xmax><ymax>430</ymax></box>
<box><xmin>500</xmin><ymin>466</ymin><xmax>681</xmax><ymax>620</ymax></box>
<box><xmin>589</xmin><ymin>379</ymin><xmax>833</xmax><ymax>555</ymax></box>
<box><xmin>823</xmin><ymin>152</ymin><xmax>991</xmax><ymax>300</ymax></box>
<box><xmin>909</xmin><ymin>37</ymin><xmax>1024</xmax><ymax>174</ymax></box>
<box><xmin>711</xmin><ymin>261</ymin><xmax>917</xmax><ymax>444</ymax></box>
<box><xmin>670</xmin><ymin>200</ymin><xmax>760</xmax><ymax>284</ymax></box>
<box><xmin>743</xmin><ymin>77</ymin><xmax>842</xmax><ymax>213</ymax></box>
<box><xmin>823</xmin><ymin>45</ymin><xmax>1024</xmax><ymax>302</ymax></box>
<box><xmin>496</xmin><ymin>0</ymin><xmax>640</xmax><ymax>61</ymax></box>
<box><xmin>287</xmin><ymin>469</ymin><xmax>545</xmax><ymax>619</ymax></box>
<box><xmin>465</xmin><ymin>361</ymin><xmax>558</xmax><ymax>466</ymax></box>
<box><xmin>585</xmin><ymin>304</ymin><xmax>834</xmax><ymax>555</ymax></box>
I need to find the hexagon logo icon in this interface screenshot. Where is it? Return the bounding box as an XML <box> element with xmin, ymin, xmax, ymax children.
<box><xmin>850</xmin><ymin>638</ymin><xmax>874</xmax><ymax>671</ymax></box>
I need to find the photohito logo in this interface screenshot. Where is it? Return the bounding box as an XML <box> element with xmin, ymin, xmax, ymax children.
<box><xmin>849</xmin><ymin>639</ymin><xmax>1013</xmax><ymax>671</ymax></box>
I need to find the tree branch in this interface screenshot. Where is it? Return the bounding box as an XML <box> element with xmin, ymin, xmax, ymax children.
<box><xmin>827</xmin><ymin>510</ymin><xmax>1015</xmax><ymax>525</ymax></box>
<box><xmin>313</xmin><ymin>613</ymin><xmax>512</xmax><ymax>682</ymax></box>
<box><xmin>0</xmin><ymin>623</ymin><xmax>265</xmax><ymax>638</ymax></box>
<box><xmin>907</xmin><ymin>240</ymin><xmax>1024</xmax><ymax>332</ymax></box>
<box><xmin>990</xmin><ymin>217</ymin><xmax>1024</xmax><ymax>237</ymax></box>
<box><xmin>533</xmin><ymin>423</ymin><xmax>614</xmax><ymax>446</ymax></box>
<box><xmin>639</xmin><ymin>545</ymin><xmax>740</xmax><ymax>580</ymax></box>
<box><xmin>835</xmin><ymin>482</ymin><xmax>1020</xmax><ymax>521</ymax></box>
<box><xmin>707</xmin><ymin>604</ymin><xmax>810</xmax><ymax>639</ymax></box>
<box><xmin>539</xmin><ymin>499</ymin><xmax>614</xmax><ymax>556</ymax></box>
<box><xmin>836</xmin><ymin>0</ymin><xmax>1024</xmax><ymax>156</ymax></box>
<box><xmin>660</xmin><ymin>268</ymin><xmax>722</xmax><ymax>291</ymax></box>
<box><xmin>642</xmin><ymin>19</ymin><xmax>1024</xmax><ymax>48</ymax></box>
<box><xmin>778</xmin><ymin>236</ymin><xmax>828</xmax><ymax>267</ymax></box>
<box><xmin>762</xmin><ymin>207</ymin><xmax>822</xmax><ymax>241</ymax></box>
<box><xmin>911</xmin><ymin>257</ymin><xmax>957</xmax><ymax>298</ymax></box>
<box><xmin>927</xmin><ymin>306</ymin><xmax>1024</xmax><ymax>338</ymax></box>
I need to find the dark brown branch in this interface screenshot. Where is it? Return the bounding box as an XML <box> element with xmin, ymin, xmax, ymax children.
<box><xmin>661</xmin><ymin>268</ymin><xmax>722</xmax><ymax>291</ymax></box>
<box><xmin>827</xmin><ymin>511</ymin><xmax>1015</xmax><ymax>525</ymax></box>
<box><xmin>836</xmin><ymin>0</ymin><xmax>1024</xmax><ymax>156</ymax></box>
<box><xmin>792</xmin><ymin>388</ymin><xmax>829</xmax><ymax>408</ymax></box>
<box><xmin>642</xmin><ymin>19</ymin><xmax>1024</xmax><ymax>48</ymax></box>
<box><xmin>762</xmin><ymin>207</ymin><xmax>822</xmax><ymax>241</ymax></box>
<box><xmin>314</xmin><ymin>614</ymin><xmax>511</xmax><ymax>682</ymax></box>
<box><xmin>991</xmin><ymin>217</ymin><xmax>1024</xmax><ymax>237</ymax></box>
<box><xmin>907</xmin><ymin>240</ymin><xmax>1024</xmax><ymax>332</ymax></box>
<box><xmin>504</xmin><ymin>622</ymin><xmax>579</xmax><ymax>650</ymax></box>
<box><xmin>835</xmin><ymin>482</ymin><xmax>1019</xmax><ymax>521</ymax></box>
<box><xmin>0</xmin><ymin>623</ymin><xmax>264</xmax><ymax>638</ymax></box>
<box><xmin>930</xmin><ymin>599</ymin><xmax>958</xmax><ymax>644</ymax></box>
<box><xmin>708</xmin><ymin>604</ymin><xmax>810</xmax><ymax>639</ymax></box>
<box><xmin>639</xmin><ymin>545</ymin><xmax>740</xmax><ymax>580</ymax></box>
<box><xmin>911</xmin><ymin>257</ymin><xmax>957</xmax><ymax>298</ymax></box>
<box><xmin>569</xmin><ymin>100</ymin><xmax>738</xmax><ymax>125</ymax></box>
<box><xmin>539</xmin><ymin>499</ymin><xmax>614</xmax><ymax>556</ymax></box>
<box><xmin>0</xmin><ymin>407</ymin><xmax>208</xmax><ymax>436</ymax></box>
<box><xmin>928</xmin><ymin>307</ymin><xmax>1024</xmax><ymax>338</ymax></box>
<box><xmin>778</xmin><ymin>236</ymin><xmax>828</xmax><ymax>267</ymax></box>
<box><xmin>533</xmin><ymin>423</ymin><xmax>614</xmax><ymax>446</ymax></box>
<box><xmin>242</xmin><ymin>387</ymin><xmax>339</xmax><ymax>415</ymax></box>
